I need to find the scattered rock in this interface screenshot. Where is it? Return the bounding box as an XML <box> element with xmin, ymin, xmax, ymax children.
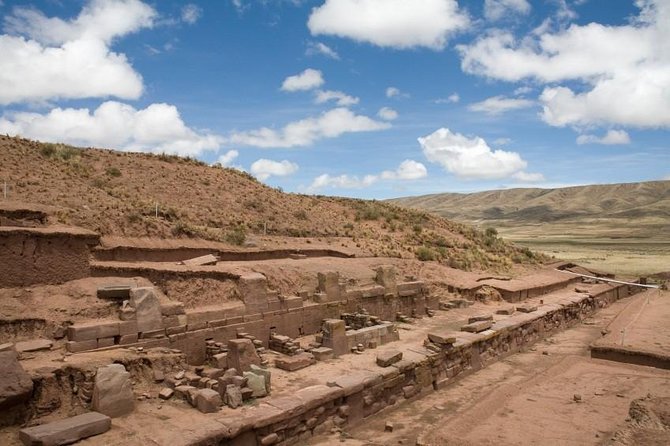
<box><xmin>573</xmin><ymin>394</ymin><xmax>582</xmax><ymax>403</ymax></box>
<box><xmin>385</xmin><ymin>421</ymin><xmax>394</xmax><ymax>432</ymax></box>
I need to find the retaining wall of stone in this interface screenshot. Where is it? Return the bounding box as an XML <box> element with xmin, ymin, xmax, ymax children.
<box><xmin>200</xmin><ymin>283</ymin><xmax>635</xmax><ymax>446</ymax></box>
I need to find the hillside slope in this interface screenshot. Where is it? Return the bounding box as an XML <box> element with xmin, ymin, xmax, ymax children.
<box><xmin>391</xmin><ymin>181</ymin><xmax>670</xmax><ymax>239</ymax></box>
<box><xmin>0</xmin><ymin>136</ymin><xmax>540</xmax><ymax>271</ymax></box>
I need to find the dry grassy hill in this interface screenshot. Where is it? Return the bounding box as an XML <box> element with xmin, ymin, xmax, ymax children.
<box><xmin>391</xmin><ymin>181</ymin><xmax>670</xmax><ymax>239</ymax></box>
<box><xmin>0</xmin><ymin>136</ymin><xmax>541</xmax><ymax>272</ymax></box>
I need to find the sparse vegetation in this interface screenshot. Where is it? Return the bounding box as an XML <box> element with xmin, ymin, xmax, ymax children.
<box><xmin>105</xmin><ymin>167</ymin><xmax>122</xmax><ymax>177</ymax></box>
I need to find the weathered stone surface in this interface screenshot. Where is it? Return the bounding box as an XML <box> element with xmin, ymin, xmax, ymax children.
<box><xmin>129</xmin><ymin>287</ymin><xmax>163</xmax><ymax>333</ymax></box>
<box><xmin>224</xmin><ymin>384</ymin><xmax>243</xmax><ymax>409</ymax></box>
<box><xmin>376</xmin><ymin>350</ymin><xmax>403</xmax><ymax>367</ymax></box>
<box><xmin>174</xmin><ymin>385</ymin><xmax>196</xmax><ymax>401</ymax></box>
<box><xmin>92</xmin><ymin>364</ymin><xmax>134</xmax><ymax>418</ymax></box>
<box><xmin>212</xmin><ymin>352</ymin><xmax>228</xmax><ymax>369</ymax></box>
<box><xmin>275</xmin><ymin>352</ymin><xmax>315</xmax><ymax>371</ymax></box>
<box><xmin>250</xmin><ymin>364</ymin><xmax>271</xmax><ymax>394</ymax></box>
<box><xmin>15</xmin><ymin>339</ymin><xmax>53</xmax><ymax>353</ymax></box>
<box><xmin>181</xmin><ymin>254</ymin><xmax>218</xmax><ymax>267</ymax></box>
<box><xmin>97</xmin><ymin>285</ymin><xmax>132</xmax><ymax>300</ymax></box>
<box><xmin>317</xmin><ymin>271</ymin><xmax>342</xmax><ymax>301</ymax></box>
<box><xmin>195</xmin><ymin>389</ymin><xmax>221</xmax><ymax>413</ymax></box>
<box><xmin>496</xmin><ymin>307</ymin><xmax>516</xmax><ymax>315</ymax></box>
<box><xmin>375</xmin><ymin>265</ymin><xmax>397</xmax><ymax>295</ymax></box>
<box><xmin>243</xmin><ymin>371</ymin><xmax>267</xmax><ymax>398</ymax></box>
<box><xmin>468</xmin><ymin>314</ymin><xmax>493</xmax><ymax>324</ymax></box>
<box><xmin>321</xmin><ymin>319</ymin><xmax>348</xmax><ymax>357</ymax></box>
<box><xmin>239</xmin><ymin>273</ymin><xmax>269</xmax><ymax>314</ymax></box>
<box><xmin>517</xmin><ymin>304</ymin><xmax>538</xmax><ymax>313</ymax></box>
<box><xmin>158</xmin><ymin>388</ymin><xmax>174</xmax><ymax>400</ymax></box>
<box><xmin>66</xmin><ymin>340</ymin><xmax>98</xmax><ymax>353</ymax></box>
<box><xmin>427</xmin><ymin>332</ymin><xmax>457</xmax><ymax>345</ymax></box>
<box><xmin>260</xmin><ymin>432</ymin><xmax>279</xmax><ymax>445</ymax></box>
<box><xmin>461</xmin><ymin>320</ymin><xmax>493</xmax><ymax>333</ymax></box>
<box><xmin>0</xmin><ymin>350</ymin><xmax>33</xmax><ymax>410</ymax></box>
<box><xmin>18</xmin><ymin>412</ymin><xmax>111</xmax><ymax>446</ymax></box>
<box><xmin>311</xmin><ymin>346</ymin><xmax>334</xmax><ymax>361</ymax></box>
<box><xmin>227</xmin><ymin>339</ymin><xmax>261</xmax><ymax>373</ymax></box>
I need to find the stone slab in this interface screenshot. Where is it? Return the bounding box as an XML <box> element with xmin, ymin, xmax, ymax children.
<box><xmin>275</xmin><ymin>353</ymin><xmax>315</xmax><ymax>372</ymax></box>
<box><xmin>92</xmin><ymin>364</ymin><xmax>134</xmax><ymax>418</ymax></box>
<box><xmin>15</xmin><ymin>339</ymin><xmax>53</xmax><ymax>353</ymax></box>
<box><xmin>18</xmin><ymin>412</ymin><xmax>111</xmax><ymax>446</ymax></box>
<box><xmin>376</xmin><ymin>350</ymin><xmax>403</xmax><ymax>367</ymax></box>
<box><xmin>181</xmin><ymin>254</ymin><xmax>218</xmax><ymax>267</ymax></box>
<box><xmin>311</xmin><ymin>346</ymin><xmax>334</xmax><ymax>361</ymax></box>
<box><xmin>461</xmin><ymin>320</ymin><xmax>493</xmax><ymax>333</ymax></box>
<box><xmin>0</xmin><ymin>350</ymin><xmax>33</xmax><ymax>410</ymax></box>
<box><xmin>97</xmin><ymin>285</ymin><xmax>131</xmax><ymax>300</ymax></box>
<box><xmin>468</xmin><ymin>314</ymin><xmax>493</xmax><ymax>324</ymax></box>
<box><xmin>427</xmin><ymin>332</ymin><xmax>457</xmax><ymax>345</ymax></box>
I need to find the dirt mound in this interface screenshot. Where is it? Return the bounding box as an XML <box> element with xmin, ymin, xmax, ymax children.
<box><xmin>0</xmin><ymin>136</ymin><xmax>543</xmax><ymax>272</ymax></box>
<box><xmin>611</xmin><ymin>396</ymin><xmax>670</xmax><ymax>445</ymax></box>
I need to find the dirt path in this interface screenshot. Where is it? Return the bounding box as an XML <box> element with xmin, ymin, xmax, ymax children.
<box><xmin>310</xmin><ymin>298</ymin><xmax>670</xmax><ymax>446</ymax></box>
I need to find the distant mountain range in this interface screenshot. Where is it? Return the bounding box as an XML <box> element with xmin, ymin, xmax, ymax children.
<box><xmin>390</xmin><ymin>181</ymin><xmax>670</xmax><ymax>239</ymax></box>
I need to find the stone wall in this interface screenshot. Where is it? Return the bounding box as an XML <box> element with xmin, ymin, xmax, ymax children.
<box><xmin>194</xmin><ymin>283</ymin><xmax>636</xmax><ymax>445</ymax></box>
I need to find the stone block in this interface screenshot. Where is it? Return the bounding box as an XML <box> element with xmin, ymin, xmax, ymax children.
<box><xmin>375</xmin><ymin>265</ymin><xmax>397</xmax><ymax>295</ymax></box>
<box><xmin>275</xmin><ymin>352</ymin><xmax>315</xmax><ymax>372</ymax></box>
<box><xmin>223</xmin><ymin>384</ymin><xmax>243</xmax><ymax>409</ymax></box>
<box><xmin>118</xmin><ymin>320</ymin><xmax>138</xmax><ymax>336</ymax></box>
<box><xmin>97</xmin><ymin>285</ymin><xmax>132</xmax><ymax>300</ymax></box>
<box><xmin>181</xmin><ymin>254</ymin><xmax>218</xmax><ymax>267</ymax></box>
<box><xmin>250</xmin><ymin>364</ymin><xmax>271</xmax><ymax>394</ymax></box>
<box><xmin>468</xmin><ymin>314</ymin><xmax>493</xmax><ymax>324</ymax></box>
<box><xmin>129</xmin><ymin>287</ymin><xmax>163</xmax><ymax>333</ymax></box>
<box><xmin>118</xmin><ymin>334</ymin><xmax>138</xmax><ymax>345</ymax></box>
<box><xmin>158</xmin><ymin>388</ymin><xmax>174</xmax><ymax>400</ymax></box>
<box><xmin>212</xmin><ymin>352</ymin><xmax>228</xmax><ymax>369</ymax></box>
<box><xmin>174</xmin><ymin>385</ymin><xmax>195</xmax><ymax>401</ymax></box>
<box><xmin>496</xmin><ymin>307</ymin><xmax>516</xmax><ymax>315</ymax></box>
<box><xmin>96</xmin><ymin>337</ymin><xmax>115</xmax><ymax>349</ymax></box>
<box><xmin>427</xmin><ymin>332</ymin><xmax>457</xmax><ymax>345</ymax></box>
<box><xmin>311</xmin><ymin>346</ymin><xmax>334</xmax><ymax>361</ymax></box>
<box><xmin>92</xmin><ymin>364</ymin><xmax>134</xmax><ymax>418</ymax></box>
<box><xmin>239</xmin><ymin>273</ymin><xmax>269</xmax><ymax>314</ymax></box>
<box><xmin>67</xmin><ymin>323</ymin><xmax>101</xmax><ymax>342</ymax></box>
<box><xmin>243</xmin><ymin>371</ymin><xmax>267</xmax><ymax>397</ymax></box>
<box><xmin>227</xmin><ymin>339</ymin><xmax>261</xmax><ymax>373</ymax></box>
<box><xmin>376</xmin><ymin>350</ymin><xmax>403</xmax><ymax>367</ymax></box>
<box><xmin>166</xmin><ymin>325</ymin><xmax>187</xmax><ymax>336</ymax></box>
<box><xmin>161</xmin><ymin>301</ymin><xmax>186</xmax><ymax>316</ymax></box>
<box><xmin>461</xmin><ymin>320</ymin><xmax>493</xmax><ymax>333</ymax></box>
<box><xmin>283</xmin><ymin>296</ymin><xmax>303</xmax><ymax>310</ymax></box>
<box><xmin>321</xmin><ymin>319</ymin><xmax>348</xmax><ymax>357</ymax></box>
<box><xmin>517</xmin><ymin>304</ymin><xmax>538</xmax><ymax>313</ymax></box>
<box><xmin>317</xmin><ymin>271</ymin><xmax>341</xmax><ymax>301</ymax></box>
<box><xmin>18</xmin><ymin>412</ymin><xmax>111</xmax><ymax>446</ymax></box>
<box><xmin>195</xmin><ymin>389</ymin><xmax>221</xmax><ymax>413</ymax></box>
<box><xmin>15</xmin><ymin>339</ymin><xmax>52</xmax><ymax>353</ymax></box>
<box><xmin>139</xmin><ymin>328</ymin><xmax>165</xmax><ymax>339</ymax></box>
<box><xmin>0</xmin><ymin>350</ymin><xmax>33</xmax><ymax>410</ymax></box>
<box><xmin>201</xmin><ymin>368</ymin><xmax>225</xmax><ymax>380</ymax></box>
<box><xmin>66</xmin><ymin>340</ymin><xmax>98</xmax><ymax>353</ymax></box>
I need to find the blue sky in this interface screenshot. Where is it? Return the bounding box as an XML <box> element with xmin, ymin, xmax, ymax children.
<box><xmin>0</xmin><ymin>0</ymin><xmax>668</xmax><ymax>198</ymax></box>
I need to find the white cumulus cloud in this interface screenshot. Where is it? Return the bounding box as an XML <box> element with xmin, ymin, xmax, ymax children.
<box><xmin>0</xmin><ymin>0</ymin><xmax>156</xmax><ymax>104</ymax></box>
<box><xmin>308</xmin><ymin>0</ymin><xmax>469</xmax><ymax>50</ymax></box>
<box><xmin>576</xmin><ymin>130</ymin><xmax>631</xmax><ymax>145</ymax></box>
<box><xmin>228</xmin><ymin>108</ymin><xmax>390</xmax><ymax>148</ymax></box>
<box><xmin>217</xmin><ymin>150</ymin><xmax>239</xmax><ymax>166</ymax></box>
<box><xmin>418</xmin><ymin>127</ymin><xmax>543</xmax><ymax>181</ymax></box>
<box><xmin>484</xmin><ymin>0</ymin><xmax>531</xmax><ymax>21</ymax></box>
<box><xmin>307</xmin><ymin>159</ymin><xmax>427</xmax><ymax>192</ymax></box>
<box><xmin>458</xmin><ymin>0</ymin><xmax>670</xmax><ymax>128</ymax></box>
<box><xmin>250</xmin><ymin>159</ymin><xmax>299</xmax><ymax>181</ymax></box>
<box><xmin>0</xmin><ymin>101</ymin><xmax>222</xmax><ymax>156</ymax></box>
<box><xmin>468</xmin><ymin>95</ymin><xmax>535</xmax><ymax>115</ymax></box>
<box><xmin>281</xmin><ymin>68</ymin><xmax>324</xmax><ymax>92</ymax></box>
<box><xmin>305</xmin><ymin>41</ymin><xmax>340</xmax><ymax>59</ymax></box>
<box><xmin>381</xmin><ymin>160</ymin><xmax>427</xmax><ymax>180</ymax></box>
<box><xmin>314</xmin><ymin>90</ymin><xmax>359</xmax><ymax>106</ymax></box>
<box><xmin>377</xmin><ymin>107</ymin><xmax>399</xmax><ymax>121</ymax></box>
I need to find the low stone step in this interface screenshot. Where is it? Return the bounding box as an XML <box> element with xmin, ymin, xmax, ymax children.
<box><xmin>19</xmin><ymin>412</ymin><xmax>111</xmax><ymax>446</ymax></box>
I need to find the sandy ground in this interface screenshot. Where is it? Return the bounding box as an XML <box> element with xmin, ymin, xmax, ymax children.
<box><xmin>593</xmin><ymin>289</ymin><xmax>670</xmax><ymax>357</ymax></box>
<box><xmin>310</xmin><ymin>297</ymin><xmax>670</xmax><ymax>446</ymax></box>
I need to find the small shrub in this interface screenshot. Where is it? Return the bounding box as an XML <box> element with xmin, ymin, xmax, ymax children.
<box><xmin>293</xmin><ymin>210</ymin><xmax>308</xmax><ymax>220</ymax></box>
<box><xmin>416</xmin><ymin>246</ymin><xmax>435</xmax><ymax>261</ymax></box>
<box><xmin>105</xmin><ymin>166</ymin><xmax>122</xmax><ymax>177</ymax></box>
<box><xmin>225</xmin><ymin>225</ymin><xmax>247</xmax><ymax>245</ymax></box>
